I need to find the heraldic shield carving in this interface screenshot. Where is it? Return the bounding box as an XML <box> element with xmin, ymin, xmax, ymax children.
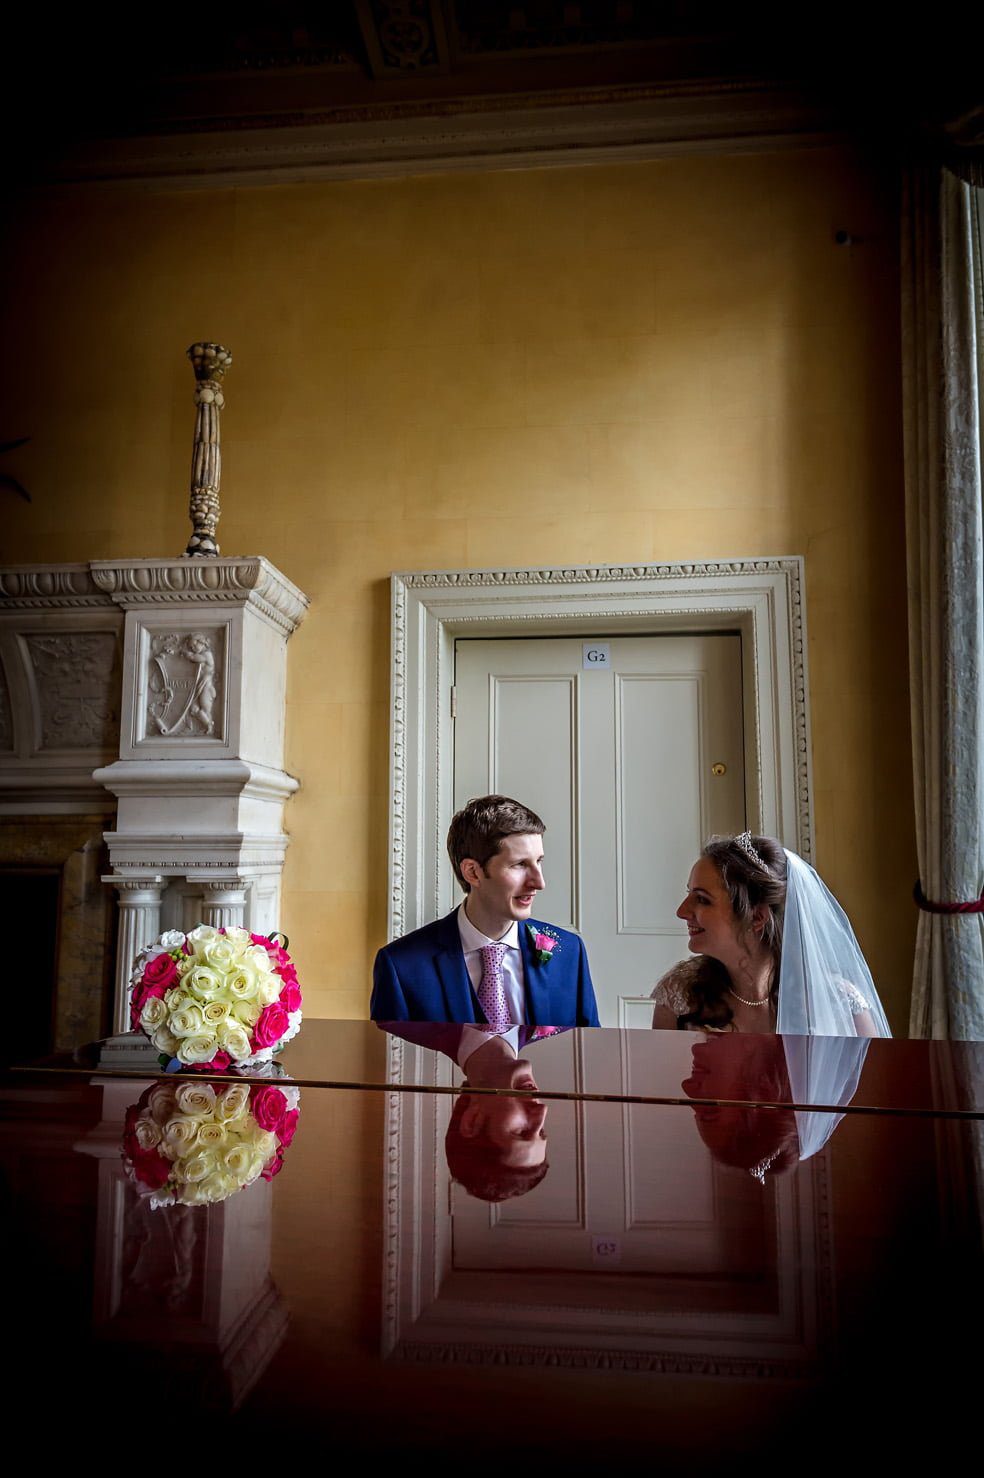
<box><xmin>146</xmin><ymin>631</ymin><xmax>222</xmax><ymax>738</ymax></box>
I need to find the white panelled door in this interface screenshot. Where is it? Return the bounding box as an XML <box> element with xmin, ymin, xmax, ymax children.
<box><xmin>453</xmin><ymin>635</ymin><xmax>746</xmax><ymax>1026</ymax></box>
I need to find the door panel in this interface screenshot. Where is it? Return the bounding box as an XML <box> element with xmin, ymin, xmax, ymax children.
<box><xmin>492</xmin><ymin>675</ymin><xmax>577</xmax><ymax>929</ymax></box>
<box><xmin>454</xmin><ymin>635</ymin><xmax>745</xmax><ymax>1025</ymax></box>
<box><xmin>615</xmin><ymin>673</ymin><xmax>703</xmax><ymax>931</ymax></box>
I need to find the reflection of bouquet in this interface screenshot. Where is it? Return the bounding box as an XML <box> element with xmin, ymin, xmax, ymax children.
<box><xmin>122</xmin><ymin>1078</ymin><xmax>301</xmax><ymax>1208</ymax></box>
<box><xmin>129</xmin><ymin>925</ymin><xmax>302</xmax><ymax>1070</ymax></box>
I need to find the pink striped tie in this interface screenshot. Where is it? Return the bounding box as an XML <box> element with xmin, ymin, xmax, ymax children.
<box><xmin>478</xmin><ymin>942</ymin><xmax>511</xmax><ymax>1030</ymax></box>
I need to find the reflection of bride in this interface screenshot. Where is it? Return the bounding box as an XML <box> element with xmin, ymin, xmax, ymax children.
<box><xmin>652</xmin><ymin>833</ymin><xmax>892</xmax><ymax>1036</ymax></box>
<box><xmin>682</xmin><ymin>1032</ymin><xmax>870</xmax><ymax>1181</ymax></box>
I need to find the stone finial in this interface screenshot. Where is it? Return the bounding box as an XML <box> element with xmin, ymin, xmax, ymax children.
<box><xmin>184</xmin><ymin>342</ymin><xmax>232</xmax><ymax>558</ymax></box>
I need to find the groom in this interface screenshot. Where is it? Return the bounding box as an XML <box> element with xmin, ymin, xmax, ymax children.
<box><xmin>370</xmin><ymin>794</ymin><xmax>600</xmax><ymax>1027</ymax></box>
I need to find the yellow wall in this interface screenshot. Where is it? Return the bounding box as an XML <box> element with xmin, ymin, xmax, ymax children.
<box><xmin>0</xmin><ymin>145</ymin><xmax>915</xmax><ymax>1029</ymax></box>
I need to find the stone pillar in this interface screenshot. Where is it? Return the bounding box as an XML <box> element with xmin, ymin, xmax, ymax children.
<box><xmin>198</xmin><ymin>880</ymin><xmax>248</xmax><ymax>930</ymax></box>
<box><xmin>108</xmin><ymin>877</ymin><xmax>163</xmax><ymax>1033</ymax></box>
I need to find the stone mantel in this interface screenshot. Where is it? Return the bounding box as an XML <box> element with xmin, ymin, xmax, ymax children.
<box><xmin>1</xmin><ymin>557</ymin><xmax>309</xmax><ymax>1034</ymax></box>
<box><xmin>1</xmin><ymin>557</ymin><xmax>307</xmax><ymax>636</ymax></box>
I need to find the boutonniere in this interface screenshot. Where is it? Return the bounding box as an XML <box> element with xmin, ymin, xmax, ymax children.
<box><xmin>526</xmin><ymin>924</ymin><xmax>560</xmax><ymax>965</ymax></box>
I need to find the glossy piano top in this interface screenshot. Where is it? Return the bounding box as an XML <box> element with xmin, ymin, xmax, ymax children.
<box><xmin>2</xmin><ymin>1041</ymin><xmax>979</xmax><ymax>1456</ymax></box>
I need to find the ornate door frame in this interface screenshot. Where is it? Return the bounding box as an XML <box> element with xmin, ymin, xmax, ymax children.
<box><xmin>388</xmin><ymin>558</ymin><xmax>812</xmax><ymax>940</ymax></box>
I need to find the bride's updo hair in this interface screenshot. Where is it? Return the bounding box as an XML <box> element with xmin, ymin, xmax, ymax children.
<box><xmin>680</xmin><ymin>833</ymin><xmax>788</xmax><ymax>1031</ymax></box>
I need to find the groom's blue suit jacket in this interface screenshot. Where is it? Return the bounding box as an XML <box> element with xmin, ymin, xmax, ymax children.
<box><xmin>370</xmin><ymin>908</ymin><xmax>600</xmax><ymax>1027</ymax></box>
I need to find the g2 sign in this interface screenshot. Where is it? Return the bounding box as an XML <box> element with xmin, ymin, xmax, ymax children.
<box><xmin>582</xmin><ymin>642</ymin><xmax>611</xmax><ymax>670</ymax></box>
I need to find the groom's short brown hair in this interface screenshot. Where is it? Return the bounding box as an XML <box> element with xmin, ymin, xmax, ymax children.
<box><xmin>447</xmin><ymin>794</ymin><xmax>545</xmax><ymax>891</ymax></box>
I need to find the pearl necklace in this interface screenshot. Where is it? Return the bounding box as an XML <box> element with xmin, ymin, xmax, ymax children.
<box><xmin>728</xmin><ymin>987</ymin><xmax>772</xmax><ymax>1008</ymax></box>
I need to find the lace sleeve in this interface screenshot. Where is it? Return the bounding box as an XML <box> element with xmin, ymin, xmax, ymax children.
<box><xmin>651</xmin><ymin>961</ymin><xmax>697</xmax><ymax>1018</ymax></box>
<box><xmin>835</xmin><ymin>978</ymin><xmax>872</xmax><ymax>1014</ymax></box>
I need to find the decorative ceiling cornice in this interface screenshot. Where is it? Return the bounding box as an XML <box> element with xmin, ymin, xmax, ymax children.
<box><xmin>52</xmin><ymin>80</ymin><xmax>837</xmax><ymax>191</ymax></box>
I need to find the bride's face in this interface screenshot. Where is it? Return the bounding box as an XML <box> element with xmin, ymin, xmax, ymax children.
<box><xmin>676</xmin><ymin>857</ymin><xmax>740</xmax><ymax>963</ymax></box>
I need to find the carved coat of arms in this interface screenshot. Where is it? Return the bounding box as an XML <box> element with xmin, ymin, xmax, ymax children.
<box><xmin>147</xmin><ymin>633</ymin><xmax>220</xmax><ymax>738</ymax></box>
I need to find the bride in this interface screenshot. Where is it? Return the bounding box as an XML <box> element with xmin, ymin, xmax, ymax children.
<box><xmin>651</xmin><ymin>832</ymin><xmax>891</xmax><ymax>1036</ymax></box>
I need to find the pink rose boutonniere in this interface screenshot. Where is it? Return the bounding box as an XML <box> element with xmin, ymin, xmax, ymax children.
<box><xmin>526</xmin><ymin>924</ymin><xmax>560</xmax><ymax>965</ymax></box>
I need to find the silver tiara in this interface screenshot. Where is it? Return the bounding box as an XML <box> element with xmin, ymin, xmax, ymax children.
<box><xmin>748</xmin><ymin>1148</ymin><xmax>781</xmax><ymax>1185</ymax></box>
<box><xmin>734</xmin><ymin>830</ymin><xmax>766</xmax><ymax>869</ymax></box>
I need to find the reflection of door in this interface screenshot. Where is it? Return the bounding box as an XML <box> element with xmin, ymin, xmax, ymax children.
<box><xmin>451</xmin><ymin>1033</ymin><xmax>751</xmax><ymax>1274</ymax></box>
<box><xmin>454</xmin><ymin>635</ymin><xmax>746</xmax><ymax>1025</ymax></box>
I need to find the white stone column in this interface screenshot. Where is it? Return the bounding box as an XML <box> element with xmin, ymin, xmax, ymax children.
<box><xmin>108</xmin><ymin>878</ymin><xmax>163</xmax><ymax>1034</ymax></box>
<box><xmin>198</xmin><ymin>880</ymin><xmax>248</xmax><ymax>930</ymax></box>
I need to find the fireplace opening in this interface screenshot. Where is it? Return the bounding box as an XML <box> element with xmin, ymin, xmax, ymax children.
<box><xmin>1</xmin><ymin>867</ymin><xmax>61</xmax><ymax>1059</ymax></box>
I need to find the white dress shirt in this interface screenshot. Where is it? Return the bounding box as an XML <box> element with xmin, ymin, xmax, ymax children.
<box><xmin>457</xmin><ymin>903</ymin><xmax>527</xmax><ymax>1025</ymax></box>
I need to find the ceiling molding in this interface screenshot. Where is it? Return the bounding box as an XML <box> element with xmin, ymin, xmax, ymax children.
<box><xmin>48</xmin><ymin>80</ymin><xmax>837</xmax><ymax>191</ymax></box>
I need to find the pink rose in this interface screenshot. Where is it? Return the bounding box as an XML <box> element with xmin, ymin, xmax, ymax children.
<box><xmin>187</xmin><ymin>1051</ymin><xmax>231</xmax><ymax>1074</ymax></box>
<box><xmin>261</xmin><ymin>1148</ymin><xmax>285</xmax><ymax>1181</ymax></box>
<box><xmin>279</xmin><ymin>982</ymin><xmax>302</xmax><ymax>1014</ymax></box>
<box><xmin>534</xmin><ymin>933</ymin><xmax>556</xmax><ymax>954</ymax></box>
<box><xmin>142</xmin><ymin>952</ymin><xmax>179</xmax><ymax>992</ymax></box>
<box><xmin>275</xmin><ymin>962</ymin><xmax>299</xmax><ymax>986</ymax></box>
<box><xmin>252</xmin><ymin>1085</ymin><xmax>288</xmax><ymax>1133</ymax></box>
<box><xmin>254</xmin><ymin>1002</ymin><xmax>289</xmax><ymax>1050</ymax></box>
<box><xmin>252</xmin><ymin>933</ymin><xmax>291</xmax><ymax>970</ymax></box>
<box><xmin>131</xmin><ymin>1147</ymin><xmax>171</xmax><ymax>1190</ymax></box>
<box><xmin>278</xmin><ymin>1108</ymin><xmax>300</xmax><ymax>1148</ymax></box>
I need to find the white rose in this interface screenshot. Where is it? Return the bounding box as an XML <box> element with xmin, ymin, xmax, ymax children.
<box><xmin>257</xmin><ymin>974</ymin><xmax>281</xmax><ymax>1006</ymax></box>
<box><xmin>226</xmin><ymin>969</ymin><xmax>260</xmax><ymax>1001</ymax></box>
<box><xmin>152</xmin><ymin>1026</ymin><xmax>179</xmax><ymax>1057</ymax></box>
<box><xmin>169</xmin><ymin>1004</ymin><xmax>205</xmax><ymax>1038</ymax></box>
<box><xmin>133</xmin><ymin>1117</ymin><xmax>163</xmax><ymax>1151</ymax></box>
<box><xmin>201</xmin><ymin>937</ymin><xmax>238</xmax><ymax>970</ymax></box>
<box><xmin>176</xmin><ymin>1167</ymin><xmax>238</xmax><ymax>1204</ymax></box>
<box><xmin>247</xmin><ymin>1126</ymin><xmax>278</xmax><ymax>1159</ymax></box>
<box><xmin>216</xmin><ymin>1023</ymin><xmax>252</xmax><ymax>1061</ymax></box>
<box><xmin>207</xmin><ymin>1171</ymin><xmax>242</xmax><ymax>1202</ymax></box>
<box><xmin>145</xmin><ymin>1082</ymin><xmax>176</xmax><ymax>1122</ymax></box>
<box><xmin>201</xmin><ymin>999</ymin><xmax>231</xmax><ymax>1027</ymax></box>
<box><xmin>140</xmin><ymin>996</ymin><xmax>168</xmax><ymax>1030</ymax></box>
<box><xmin>244</xmin><ymin>1153</ymin><xmax>269</xmax><ymax>1185</ymax></box>
<box><xmin>223</xmin><ymin>1142</ymin><xmax>255</xmax><ymax>1177</ymax></box>
<box><xmin>244</xmin><ymin>943</ymin><xmax>273</xmax><ymax>969</ymax></box>
<box><xmin>231</xmin><ymin>998</ymin><xmax>261</xmax><ymax>1028</ymax></box>
<box><xmin>224</xmin><ymin>926</ymin><xmax>249</xmax><ymax>945</ymax></box>
<box><xmin>173</xmin><ymin>1149</ymin><xmax>217</xmax><ymax>1184</ymax></box>
<box><xmin>163</xmin><ymin>989</ymin><xmax>192</xmax><ymax>1014</ymax></box>
<box><xmin>174</xmin><ymin>1081</ymin><xmax>217</xmax><ymax>1118</ymax></box>
<box><xmin>163</xmin><ymin>1115</ymin><xmax>199</xmax><ymax>1153</ymax></box>
<box><xmin>196</xmin><ymin>1120</ymin><xmax>228</xmax><ymax>1150</ymax></box>
<box><xmin>184</xmin><ymin>965</ymin><xmax>222</xmax><ymax>1001</ymax></box>
<box><xmin>216</xmin><ymin>1083</ymin><xmax>251</xmax><ymax>1120</ymax></box>
<box><xmin>159</xmin><ymin>930</ymin><xmax>186</xmax><ymax>950</ymax></box>
<box><xmin>187</xmin><ymin>925</ymin><xmax>220</xmax><ymax>944</ymax></box>
<box><xmin>176</xmin><ymin>1031</ymin><xmax>220</xmax><ymax>1064</ymax></box>
<box><xmin>175</xmin><ymin>1181</ymin><xmax>210</xmax><ymax>1206</ymax></box>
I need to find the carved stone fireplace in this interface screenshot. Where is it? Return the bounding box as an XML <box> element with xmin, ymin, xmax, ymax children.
<box><xmin>0</xmin><ymin>558</ymin><xmax>308</xmax><ymax>1045</ymax></box>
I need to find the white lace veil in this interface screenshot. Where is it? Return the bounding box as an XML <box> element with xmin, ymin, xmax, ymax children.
<box><xmin>783</xmin><ymin>1034</ymin><xmax>871</xmax><ymax>1159</ymax></box>
<box><xmin>776</xmin><ymin>850</ymin><xmax>892</xmax><ymax>1037</ymax></box>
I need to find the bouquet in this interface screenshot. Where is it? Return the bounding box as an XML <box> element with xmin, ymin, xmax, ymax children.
<box><xmin>122</xmin><ymin>1076</ymin><xmax>300</xmax><ymax>1208</ymax></box>
<box><xmin>129</xmin><ymin>925</ymin><xmax>302</xmax><ymax>1070</ymax></box>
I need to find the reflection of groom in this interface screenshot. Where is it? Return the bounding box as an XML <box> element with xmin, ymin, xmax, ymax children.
<box><xmin>370</xmin><ymin>795</ymin><xmax>600</xmax><ymax>1027</ymax></box>
<box><xmin>380</xmin><ymin>1021</ymin><xmax>560</xmax><ymax>1202</ymax></box>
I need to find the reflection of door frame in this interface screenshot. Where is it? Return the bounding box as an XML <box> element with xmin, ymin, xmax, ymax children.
<box><xmin>381</xmin><ymin>1041</ymin><xmax>832</xmax><ymax>1374</ymax></box>
<box><xmin>389</xmin><ymin>558</ymin><xmax>812</xmax><ymax>939</ymax></box>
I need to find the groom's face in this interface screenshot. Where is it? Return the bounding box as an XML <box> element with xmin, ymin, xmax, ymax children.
<box><xmin>469</xmin><ymin>831</ymin><xmax>545</xmax><ymax>925</ymax></box>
